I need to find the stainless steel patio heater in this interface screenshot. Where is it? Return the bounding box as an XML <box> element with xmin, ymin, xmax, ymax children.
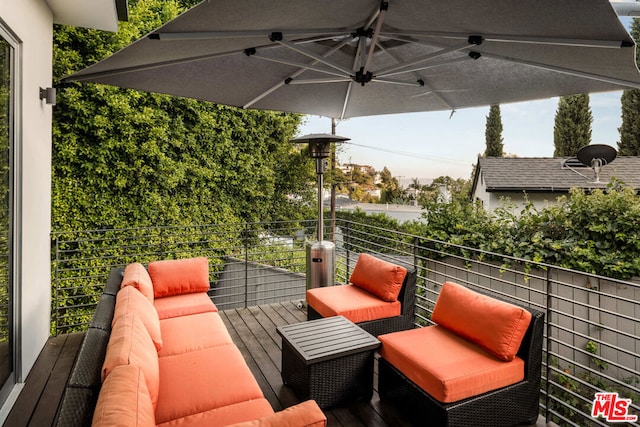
<box><xmin>292</xmin><ymin>133</ymin><xmax>349</xmax><ymax>289</ymax></box>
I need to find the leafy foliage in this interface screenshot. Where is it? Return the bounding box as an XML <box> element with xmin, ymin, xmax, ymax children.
<box><xmin>52</xmin><ymin>0</ymin><xmax>315</xmax><ymax>231</ymax></box>
<box><xmin>553</xmin><ymin>94</ymin><xmax>592</xmax><ymax>157</ymax></box>
<box><xmin>347</xmin><ymin>183</ymin><xmax>640</xmax><ymax>280</ymax></box>
<box><xmin>484</xmin><ymin>104</ymin><xmax>504</xmax><ymax>157</ymax></box>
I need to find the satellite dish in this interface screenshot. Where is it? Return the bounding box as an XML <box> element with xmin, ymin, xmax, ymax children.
<box><xmin>576</xmin><ymin>144</ymin><xmax>617</xmax><ymax>183</ymax></box>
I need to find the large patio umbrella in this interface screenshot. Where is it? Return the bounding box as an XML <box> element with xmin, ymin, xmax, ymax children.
<box><xmin>64</xmin><ymin>0</ymin><xmax>640</xmax><ymax>120</ymax></box>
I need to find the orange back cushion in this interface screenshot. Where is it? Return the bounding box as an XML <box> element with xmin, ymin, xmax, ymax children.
<box><xmin>113</xmin><ymin>286</ymin><xmax>162</xmax><ymax>351</ymax></box>
<box><xmin>226</xmin><ymin>400</ymin><xmax>327</xmax><ymax>427</ymax></box>
<box><xmin>148</xmin><ymin>257</ymin><xmax>210</xmax><ymax>298</ymax></box>
<box><xmin>102</xmin><ymin>313</ymin><xmax>160</xmax><ymax>409</ymax></box>
<box><xmin>121</xmin><ymin>262</ymin><xmax>154</xmax><ymax>304</ymax></box>
<box><xmin>92</xmin><ymin>364</ymin><xmax>155</xmax><ymax>427</ymax></box>
<box><xmin>350</xmin><ymin>253</ymin><xmax>407</xmax><ymax>302</ymax></box>
<box><xmin>432</xmin><ymin>282</ymin><xmax>532</xmax><ymax>361</ymax></box>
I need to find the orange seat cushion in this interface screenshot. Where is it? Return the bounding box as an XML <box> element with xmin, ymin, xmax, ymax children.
<box><xmin>158</xmin><ymin>312</ymin><xmax>233</xmax><ymax>357</ymax></box>
<box><xmin>92</xmin><ymin>364</ymin><xmax>155</xmax><ymax>427</ymax></box>
<box><xmin>379</xmin><ymin>326</ymin><xmax>525</xmax><ymax>403</ymax></box>
<box><xmin>148</xmin><ymin>257</ymin><xmax>210</xmax><ymax>298</ymax></box>
<box><xmin>113</xmin><ymin>286</ymin><xmax>162</xmax><ymax>351</ymax></box>
<box><xmin>226</xmin><ymin>400</ymin><xmax>327</xmax><ymax>427</ymax></box>
<box><xmin>155</xmin><ymin>344</ymin><xmax>264</xmax><ymax>424</ymax></box>
<box><xmin>350</xmin><ymin>253</ymin><xmax>407</xmax><ymax>302</ymax></box>
<box><xmin>156</xmin><ymin>399</ymin><xmax>274</xmax><ymax>427</ymax></box>
<box><xmin>306</xmin><ymin>284</ymin><xmax>401</xmax><ymax>323</ymax></box>
<box><xmin>154</xmin><ymin>292</ymin><xmax>217</xmax><ymax>320</ymax></box>
<box><xmin>121</xmin><ymin>262</ymin><xmax>154</xmax><ymax>304</ymax></box>
<box><xmin>102</xmin><ymin>313</ymin><xmax>160</xmax><ymax>409</ymax></box>
<box><xmin>432</xmin><ymin>282</ymin><xmax>532</xmax><ymax>361</ymax></box>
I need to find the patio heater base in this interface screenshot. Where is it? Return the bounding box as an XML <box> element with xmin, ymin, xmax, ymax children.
<box><xmin>306</xmin><ymin>241</ymin><xmax>335</xmax><ymax>289</ymax></box>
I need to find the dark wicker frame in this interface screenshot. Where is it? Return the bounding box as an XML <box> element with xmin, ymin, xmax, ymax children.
<box><xmin>55</xmin><ymin>268</ymin><xmax>124</xmax><ymax>427</ymax></box>
<box><xmin>307</xmin><ymin>264</ymin><xmax>417</xmax><ymax>336</ymax></box>
<box><xmin>281</xmin><ymin>333</ymin><xmax>376</xmax><ymax>408</ymax></box>
<box><xmin>378</xmin><ymin>306</ymin><xmax>545</xmax><ymax>427</ymax></box>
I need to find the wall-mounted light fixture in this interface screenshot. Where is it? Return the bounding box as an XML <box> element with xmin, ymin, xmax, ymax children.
<box><xmin>39</xmin><ymin>87</ymin><xmax>56</xmax><ymax>105</ymax></box>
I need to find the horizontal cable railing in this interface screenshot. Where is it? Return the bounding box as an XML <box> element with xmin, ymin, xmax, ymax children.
<box><xmin>333</xmin><ymin>219</ymin><xmax>639</xmax><ymax>427</ymax></box>
<box><xmin>52</xmin><ymin>218</ymin><xmax>639</xmax><ymax>427</ymax></box>
<box><xmin>52</xmin><ymin>221</ymin><xmax>315</xmax><ymax>333</ymax></box>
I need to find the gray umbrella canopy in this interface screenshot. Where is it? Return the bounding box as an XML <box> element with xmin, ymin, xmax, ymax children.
<box><xmin>66</xmin><ymin>0</ymin><xmax>640</xmax><ymax>119</ymax></box>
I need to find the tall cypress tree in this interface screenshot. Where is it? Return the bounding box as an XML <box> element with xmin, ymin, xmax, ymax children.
<box><xmin>484</xmin><ymin>104</ymin><xmax>504</xmax><ymax>157</ymax></box>
<box><xmin>553</xmin><ymin>94</ymin><xmax>592</xmax><ymax>157</ymax></box>
<box><xmin>619</xmin><ymin>18</ymin><xmax>640</xmax><ymax>155</ymax></box>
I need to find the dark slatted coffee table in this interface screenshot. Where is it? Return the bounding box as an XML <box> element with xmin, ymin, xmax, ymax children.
<box><xmin>277</xmin><ymin>316</ymin><xmax>380</xmax><ymax>408</ymax></box>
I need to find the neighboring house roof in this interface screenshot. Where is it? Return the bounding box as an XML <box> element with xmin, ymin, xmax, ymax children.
<box><xmin>471</xmin><ymin>156</ymin><xmax>640</xmax><ymax>195</ymax></box>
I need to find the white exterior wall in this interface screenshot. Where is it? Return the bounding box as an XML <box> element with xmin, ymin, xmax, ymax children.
<box><xmin>481</xmin><ymin>192</ymin><xmax>564</xmax><ymax>213</ymax></box>
<box><xmin>0</xmin><ymin>0</ymin><xmax>53</xmax><ymax>388</ymax></box>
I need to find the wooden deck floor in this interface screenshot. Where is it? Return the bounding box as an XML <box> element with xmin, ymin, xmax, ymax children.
<box><xmin>3</xmin><ymin>302</ymin><xmax>545</xmax><ymax>426</ymax></box>
<box><xmin>219</xmin><ymin>301</ymin><xmax>412</xmax><ymax>427</ymax></box>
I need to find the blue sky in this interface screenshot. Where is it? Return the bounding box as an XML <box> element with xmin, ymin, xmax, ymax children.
<box><xmin>298</xmin><ymin>92</ymin><xmax>625</xmax><ymax>183</ymax></box>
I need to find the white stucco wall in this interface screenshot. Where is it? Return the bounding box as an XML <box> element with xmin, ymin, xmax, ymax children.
<box><xmin>479</xmin><ymin>191</ymin><xmax>565</xmax><ymax>213</ymax></box>
<box><xmin>0</xmin><ymin>0</ymin><xmax>53</xmax><ymax>387</ymax></box>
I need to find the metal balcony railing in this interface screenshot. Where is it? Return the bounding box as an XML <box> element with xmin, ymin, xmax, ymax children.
<box><xmin>52</xmin><ymin>219</ymin><xmax>639</xmax><ymax>427</ymax></box>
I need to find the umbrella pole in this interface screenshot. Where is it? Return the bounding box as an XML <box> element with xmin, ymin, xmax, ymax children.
<box><xmin>316</xmin><ymin>157</ymin><xmax>324</xmax><ymax>242</ymax></box>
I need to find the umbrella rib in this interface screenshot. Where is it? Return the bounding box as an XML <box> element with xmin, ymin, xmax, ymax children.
<box><xmin>375</xmin><ymin>42</ymin><xmax>470</xmax><ymax>77</ymax></box>
<box><xmin>251</xmin><ymin>53</ymin><xmax>349</xmax><ymax>79</ymax></box>
<box><xmin>382</xmin><ymin>56</ymin><xmax>471</xmax><ymax>78</ymax></box>
<box><xmin>243</xmin><ymin>37</ymin><xmax>354</xmax><ymax>110</ymax></box>
<box><xmin>382</xmin><ymin>30</ymin><xmax>631</xmax><ymax>49</ymax></box>
<box><xmin>65</xmin><ymin>51</ymin><xmax>240</xmax><ymax>82</ymax></box>
<box><xmin>150</xmin><ymin>28</ymin><xmax>354</xmax><ymax>41</ymax></box>
<box><xmin>376</xmin><ymin>39</ymin><xmax>455</xmax><ymax>110</ymax></box>
<box><xmin>362</xmin><ymin>1</ymin><xmax>388</xmax><ymax>73</ymax></box>
<box><xmin>275</xmin><ymin>39</ymin><xmax>354</xmax><ymax>76</ymax></box>
<box><xmin>372</xmin><ymin>77</ymin><xmax>425</xmax><ymax>87</ymax></box>
<box><xmin>287</xmin><ymin>78</ymin><xmax>352</xmax><ymax>84</ymax></box>
<box><xmin>339</xmin><ymin>1</ymin><xmax>389</xmax><ymax>119</ymax></box>
<box><xmin>483</xmin><ymin>51</ymin><xmax>640</xmax><ymax>89</ymax></box>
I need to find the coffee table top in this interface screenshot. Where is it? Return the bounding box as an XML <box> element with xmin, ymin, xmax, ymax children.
<box><xmin>277</xmin><ymin>316</ymin><xmax>380</xmax><ymax>364</ymax></box>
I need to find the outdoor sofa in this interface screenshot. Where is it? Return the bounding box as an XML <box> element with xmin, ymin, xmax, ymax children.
<box><xmin>56</xmin><ymin>257</ymin><xmax>326</xmax><ymax>427</ymax></box>
<box><xmin>306</xmin><ymin>253</ymin><xmax>417</xmax><ymax>336</ymax></box>
<box><xmin>378</xmin><ymin>281</ymin><xmax>544</xmax><ymax>427</ymax></box>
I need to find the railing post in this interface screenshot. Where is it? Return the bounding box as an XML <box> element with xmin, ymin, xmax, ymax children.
<box><xmin>545</xmin><ymin>267</ymin><xmax>552</xmax><ymax>424</ymax></box>
<box><xmin>244</xmin><ymin>223</ymin><xmax>249</xmax><ymax>309</ymax></box>
<box><xmin>54</xmin><ymin>234</ymin><xmax>59</xmax><ymax>336</ymax></box>
<box><xmin>345</xmin><ymin>221</ymin><xmax>351</xmax><ymax>280</ymax></box>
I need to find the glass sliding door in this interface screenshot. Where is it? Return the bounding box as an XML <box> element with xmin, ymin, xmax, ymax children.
<box><xmin>0</xmin><ymin>32</ymin><xmax>14</xmax><ymax>404</ymax></box>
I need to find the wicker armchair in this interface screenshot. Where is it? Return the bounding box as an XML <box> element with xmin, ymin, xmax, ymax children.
<box><xmin>378</xmin><ymin>304</ymin><xmax>545</xmax><ymax>427</ymax></box>
<box><xmin>307</xmin><ymin>259</ymin><xmax>417</xmax><ymax>337</ymax></box>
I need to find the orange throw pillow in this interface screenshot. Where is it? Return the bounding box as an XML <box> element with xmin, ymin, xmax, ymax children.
<box><xmin>349</xmin><ymin>253</ymin><xmax>407</xmax><ymax>302</ymax></box>
<box><xmin>102</xmin><ymin>313</ymin><xmax>160</xmax><ymax>409</ymax></box>
<box><xmin>92</xmin><ymin>364</ymin><xmax>155</xmax><ymax>427</ymax></box>
<box><xmin>113</xmin><ymin>286</ymin><xmax>162</xmax><ymax>351</ymax></box>
<box><xmin>121</xmin><ymin>262</ymin><xmax>154</xmax><ymax>304</ymax></box>
<box><xmin>148</xmin><ymin>257</ymin><xmax>210</xmax><ymax>298</ymax></box>
<box><xmin>432</xmin><ymin>282</ymin><xmax>532</xmax><ymax>361</ymax></box>
<box><xmin>226</xmin><ymin>400</ymin><xmax>326</xmax><ymax>427</ymax></box>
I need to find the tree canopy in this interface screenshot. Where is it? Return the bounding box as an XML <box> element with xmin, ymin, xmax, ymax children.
<box><xmin>484</xmin><ymin>105</ymin><xmax>504</xmax><ymax>157</ymax></box>
<box><xmin>52</xmin><ymin>0</ymin><xmax>314</xmax><ymax>231</ymax></box>
<box><xmin>553</xmin><ymin>94</ymin><xmax>592</xmax><ymax>157</ymax></box>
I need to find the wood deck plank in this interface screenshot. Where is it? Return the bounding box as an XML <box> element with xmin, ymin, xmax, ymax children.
<box><xmin>29</xmin><ymin>332</ymin><xmax>85</xmax><ymax>425</ymax></box>
<box><xmin>218</xmin><ymin>310</ymin><xmax>284</xmax><ymax>411</ymax></box>
<box><xmin>3</xmin><ymin>333</ymin><xmax>84</xmax><ymax>427</ymax></box>
<box><xmin>3</xmin><ymin>302</ymin><xmax>544</xmax><ymax>427</ymax></box>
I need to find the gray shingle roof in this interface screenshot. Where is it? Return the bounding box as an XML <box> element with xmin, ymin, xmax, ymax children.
<box><xmin>474</xmin><ymin>156</ymin><xmax>640</xmax><ymax>193</ymax></box>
